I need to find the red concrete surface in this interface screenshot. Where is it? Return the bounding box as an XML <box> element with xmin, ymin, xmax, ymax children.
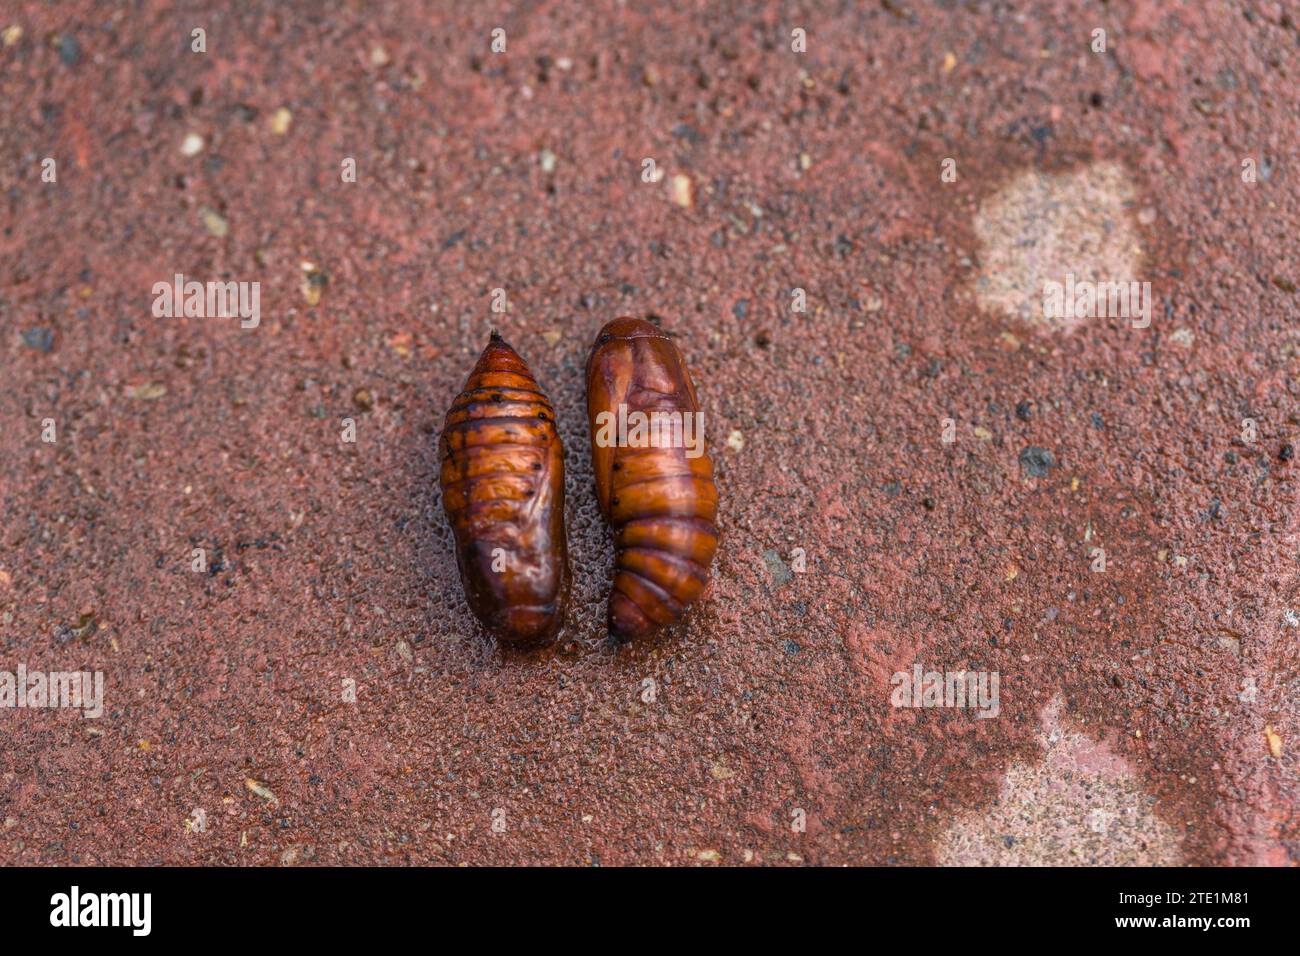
<box><xmin>0</xmin><ymin>0</ymin><xmax>1296</xmax><ymax>865</ymax></box>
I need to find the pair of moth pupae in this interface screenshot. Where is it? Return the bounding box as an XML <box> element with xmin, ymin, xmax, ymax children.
<box><xmin>437</xmin><ymin>318</ymin><xmax>719</xmax><ymax>643</ymax></box>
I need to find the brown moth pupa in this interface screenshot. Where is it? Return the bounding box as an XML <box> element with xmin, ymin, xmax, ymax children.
<box><xmin>438</xmin><ymin>332</ymin><xmax>569</xmax><ymax>642</ymax></box>
<box><xmin>586</xmin><ymin>317</ymin><xmax>719</xmax><ymax>639</ymax></box>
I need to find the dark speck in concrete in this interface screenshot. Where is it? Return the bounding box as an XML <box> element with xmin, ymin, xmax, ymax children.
<box><xmin>58</xmin><ymin>35</ymin><xmax>81</xmax><ymax>67</ymax></box>
<box><xmin>1019</xmin><ymin>446</ymin><xmax>1056</xmax><ymax>478</ymax></box>
<box><xmin>22</xmin><ymin>328</ymin><xmax>54</xmax><ymax>352</ymax></box>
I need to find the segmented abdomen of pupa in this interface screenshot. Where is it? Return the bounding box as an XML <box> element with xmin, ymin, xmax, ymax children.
<box><xmin>609</xmin><ymin>439</ymin><xmax>718</xmax><ymax>638</ymax></box>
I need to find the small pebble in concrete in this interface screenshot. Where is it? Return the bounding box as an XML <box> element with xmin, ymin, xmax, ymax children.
<box><xmin>300</xmin><ymin>262</ymin><xmax>327</xmax><ymax>305</ymax></box>
<box><xmin>125</xmin><ymin>382</ymin><xmax>166</xmax><ymax>401</ymax></box>
<box><xmin>21</xmin><ymin>327</ymin><xmax>54</xmax><ymax>352</ymax></box>
<box><xmin>57</xmin><ymin>34</ymin><xmax>80</xmax><ymax>67</ymax></box>
<box><xmin>199</xmin><ymin>207</ymin><xmax>228</xmax><ymax>237</ymax></box>
<box><xmin>269</xmin><ymin>107</ymin><xmax>293</xmax><ymax>135</ymax></box>
<box><xmin>1265</xmin><ymin>726</ymin><xmax>1283</xmax><ymax>759</ymax></box>
<box><xmin>669</xmin><ymin>173</ymin><xmax>693</xmax><ymax>208</ymax></box>
<box><xmin>245</xmin><ymin>778</ymin><xmax>279</xmax><ymax>807</ymax></box>
<box><xmin>1019</xmin><ymin>446</ymin><xmax>1055</xmax><ymax>478</ymax></box>
<box><xmin>763</xmin><ymin>549</ymin><xmax>792</xmax><ymax>587</ymax></box>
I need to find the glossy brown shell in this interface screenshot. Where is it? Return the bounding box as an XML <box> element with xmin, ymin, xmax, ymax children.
<box><xmin>438</xmin><ymin>332</ymin><xmax>569</xmax><ymax>642</ymax></box>
<box><xmin>586</xmin><ymin>317</ymin><xmax>719</xmax><ymax>639</ymax></box>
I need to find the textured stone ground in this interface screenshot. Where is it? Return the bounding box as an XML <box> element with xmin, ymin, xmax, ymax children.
<box><xmin>0</xmin><ymin>0</ymin><xmax>1296</xmax><ymax>865</ymax></box>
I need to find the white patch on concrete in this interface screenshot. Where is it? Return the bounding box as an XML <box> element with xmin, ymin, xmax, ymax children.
<box><xmin>935</xmin><ymin>696</ymin><xmax>1181</xmax><ymax>865</ymax></box>
<box><xmin>974</xmin><ymin>162</ymin><xmax>1142</xmax><ymax>331</ymax></box>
